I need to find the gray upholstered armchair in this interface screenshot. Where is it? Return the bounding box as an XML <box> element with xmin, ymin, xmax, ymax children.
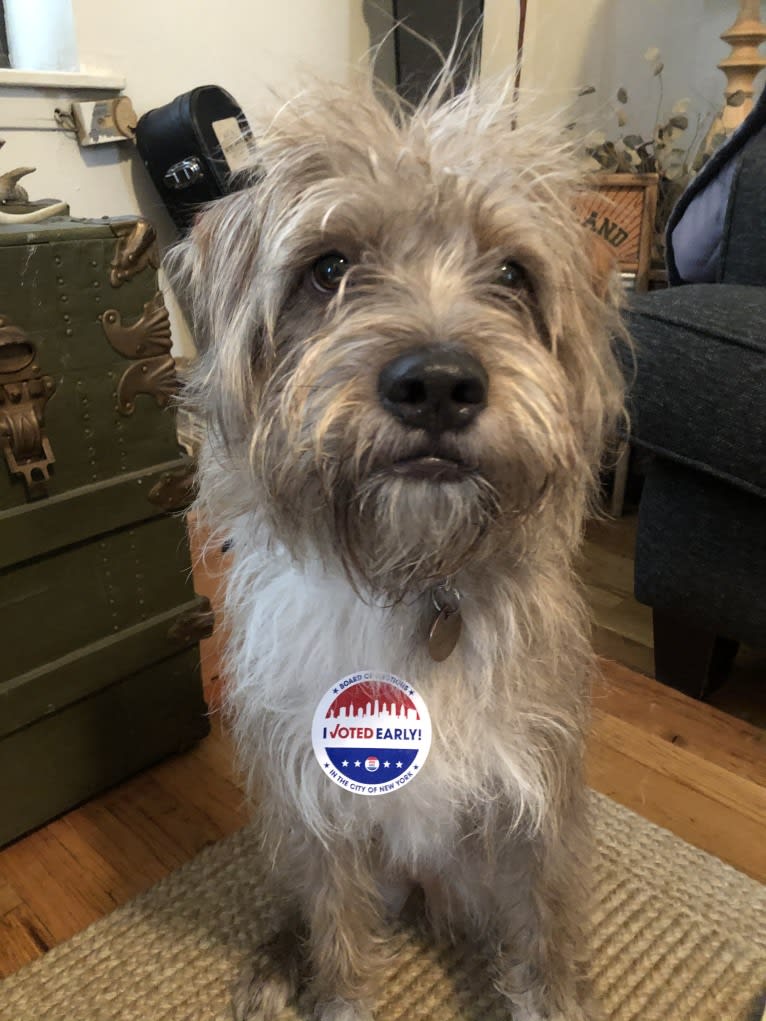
<box><xmin>621</xmin><ymin>111</ymin><xmax>766</xmax><ymax>699</ymax></box>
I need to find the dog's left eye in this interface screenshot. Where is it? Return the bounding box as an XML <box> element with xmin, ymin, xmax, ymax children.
<box><xmin>495</xmin><ymin>260</ymin><xmax>528</xmax><ymax>291</ymax></box>
<box><xmin>312</xmin><ymin>252</ymin><xmax>350</xmax><ymax>292</ymax></box>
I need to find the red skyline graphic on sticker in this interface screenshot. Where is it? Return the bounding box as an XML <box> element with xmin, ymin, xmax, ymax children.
<box><xmin>326</xmin><ymin>682</ymin><xmax>420</xmax><ymax>720</ymax></box>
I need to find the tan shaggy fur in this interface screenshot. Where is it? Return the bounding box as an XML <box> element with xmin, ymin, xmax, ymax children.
<box><xmin>169</xmin><ymin>68</ymin><xmax>626</xmax><ymax>1021</ymax></box>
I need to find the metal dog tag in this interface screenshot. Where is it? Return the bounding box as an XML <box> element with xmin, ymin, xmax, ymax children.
<box><xmin>428</xmin><ymin>584</ymin><xmax>462</xmax><ymax>662</ymax></box>
<box><xmin>428</xmin><ymin>608</ymin><xmax>462</xmax><ymax>662</ymax></box>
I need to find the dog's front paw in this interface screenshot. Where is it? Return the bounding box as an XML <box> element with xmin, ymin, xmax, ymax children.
<box><xmin>231</xmin><ymin>964</ymin><xmax>296</xmax><ymax>1021</ymax></box>
<box><xmin>313</xmin><ymin>998</ymin><xmax>375</xmax><ymax>1021</ymax></box>
<box><xmin>231</xmin><ymin>968</ymin><xmax>292</xmax><ymax>1021</ymax></box>
<box><xmin>231</xmin><ymin>930</ymin><xmax>303</xmax><ymax>1021</ymax></box>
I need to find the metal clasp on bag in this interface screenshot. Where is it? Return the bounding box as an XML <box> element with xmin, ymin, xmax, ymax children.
<box><xmin>163</xmin><ymin>157</ymin><xmax>204</xmax><ymax>190</ymax></box>
<box><xmin>0</xmin><ymin>316</ymin><xmax>56</xmax><ymax>500</ymax></box>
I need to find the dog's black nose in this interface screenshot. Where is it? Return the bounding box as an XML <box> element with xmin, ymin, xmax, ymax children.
<box><xmin>378</xmin><ymin>346</ymin><xmax>488</xmax><ymax>433</ymax></box>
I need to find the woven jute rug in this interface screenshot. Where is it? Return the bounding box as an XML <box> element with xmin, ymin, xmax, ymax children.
<box><xmin>1</xmin><ymin>793</ymin><xmax>764</xmax><ymax>1021</ymax></box>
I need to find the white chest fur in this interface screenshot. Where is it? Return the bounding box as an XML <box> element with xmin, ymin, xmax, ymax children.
<box><xmin>222</xmin><ymin>521</ymin><xmax>563</xmax><ymax>867</ymax></box>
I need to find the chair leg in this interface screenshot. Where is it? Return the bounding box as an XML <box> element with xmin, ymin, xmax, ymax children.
<box><xmin>609</xmin><ymin>440</ymin><xmax>631</xmax><ymax>518</ymax></box>
<box><xmin>709</xmin><ymin>634</ymin><xmax>740</xmax><ymax>689</ymax></box>
<box><xmin>652</xmin><ymin>608</ymin><xmax>739</xmax><ymax>699</ymax></box>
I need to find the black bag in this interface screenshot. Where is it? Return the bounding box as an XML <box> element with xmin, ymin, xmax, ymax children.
<box><xmin>135</xmin><ymin>85</ymin><xmax>253</xmax><ymax>231</ymax></box>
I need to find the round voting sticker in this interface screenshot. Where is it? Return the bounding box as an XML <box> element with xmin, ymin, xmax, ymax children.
<box><xmin>312</xmin><ymin>671</ymin><xmax>431</xmax><ymax>796</ymax></box>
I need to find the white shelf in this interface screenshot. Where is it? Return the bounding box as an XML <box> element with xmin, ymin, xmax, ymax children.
<box><xmin>0</xmin><ymin>68</ymin><xmax>125</xmax><ymax>91</ymax></box>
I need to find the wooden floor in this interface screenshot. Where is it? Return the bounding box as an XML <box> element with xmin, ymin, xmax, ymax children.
<box><xmin>583</xmin><ymin>511</ymin><xmax>766</xmax><ymax>728</ymax></box>
<box><xmin>1</xmin><ymin>523</ymin><xmax>765</xmax><ymax>980</ymax></box>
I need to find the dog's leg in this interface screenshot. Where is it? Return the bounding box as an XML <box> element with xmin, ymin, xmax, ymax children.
<box><xmin>231</xmin><ymin>922</ymin><xmax>305</xmax><ymax>1021</ymax></box>
<box><xmin>304</xmin><ymin>842</ymin><xmax>388</xmax><ymax>1021</ymax></box>
<box><xmin>425</xmin><ymin>815</ymin><xmax>593</xmax><ymax>1021</ymax></box>
<box><xmin>491</xmin><ymin>826</ymin><xmax>594</xmax><ymax>1021</ymax></box>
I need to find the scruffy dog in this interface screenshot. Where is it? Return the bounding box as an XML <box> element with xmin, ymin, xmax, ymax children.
<box><xmin>170</xmin><ymin>71</ymin><xmax>625</xmax><ymax>1021</ymax></box>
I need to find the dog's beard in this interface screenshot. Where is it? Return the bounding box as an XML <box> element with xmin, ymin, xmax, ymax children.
<box><xmin>254</xmin><ymin>408</ymin><xmax>562</xmax><ymax>601</ymax></box>
<box><xmin>334</xmin><ymin>471</ymin><xmax>502</xmax><ymax>600</ymax></box>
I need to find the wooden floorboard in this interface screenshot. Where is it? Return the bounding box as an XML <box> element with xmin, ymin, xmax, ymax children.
<box><xmin>592</xmin><ymin>659</ymin><xmax>766</xmax><ymax>786</ymax></box>
<box><xmin>0</xmin><ymin>907</ymin><xmax>55</xmax><ymax>978</ymax></box>
<box><xmin>588</xmin><ymin>709</ymin><xmax>766</xmax><ymax>879</ymax></box>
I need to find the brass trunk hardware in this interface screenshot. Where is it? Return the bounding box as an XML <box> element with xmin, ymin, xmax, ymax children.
<box><xmin>147</xmin><ymin>463</ymin><xmax>196</xmax><ymax>512</ymax></box>
<box><xmin>168</xmin><ymin>597</ymin><xmax>215</xmax><ymax>644</ymax></box>
<box><xmin>115</xmin><ymin>358</ymin><xmax>177</xmax><ymax>416</ymax></box>
<box><xmin>101</xmin><ymin>292</ymin><xmax>171</xmax><ymax>357</ymax></box>
<box><xmin>0</xmin><ymin>316</ymin><xmax>56</xmax><ymax>500</ymax></box>
<box><xmin>109</xmin><ymin>219</ymin><xmax>160</xmax><ymax>287</ymax></box>
<box><xmin>101</xmin><ymin>293</ymin><xmax>178</xmax><ymax>415</ymax></box>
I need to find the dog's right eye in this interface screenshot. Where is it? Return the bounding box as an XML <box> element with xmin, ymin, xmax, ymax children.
<box><xmin>495</xmin><ymin>260</ymin><xmax>529</xmax><ymax>291</ymax></box>
<box><xmin>312</xmin><ymin>252</ymin><xmax>350</xmax><ymax>293</ymax></box>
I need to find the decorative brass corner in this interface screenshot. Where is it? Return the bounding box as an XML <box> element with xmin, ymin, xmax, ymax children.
<box><xmin>109</xmin><ymin>218</ymin><xmax>160</xmax><ymax>288</ymax></box>
<box><xmin>0</xmin><ymin>315</ymin><xmax>56</xmax><ymax>499</ymax></box>
<box><xmin>147</xmin><ymin>462</ymin><xmax>196</xmax><ymax>511</ymax></box>
<box><xmin>168</xmin><ymin>596</ymin><xmax>215</xmax><ymax>644</ymax></box>
<box><xmin>115</xmin><ymin>357</ymin><xmax>177</xmax><ymax>416</ymax></box>
<box><xmin>101</xmin><ymin>292</ymin><xmax>178</xmax><ymax>415</ymax></box>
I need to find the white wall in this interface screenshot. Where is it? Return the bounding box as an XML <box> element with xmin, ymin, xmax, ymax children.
<box><xmin>517</xmin><ymin>0</ymin><xmax>748</xmax><ymax>140</ymax></box>
<box><xmin>480</xmin><ymin>0</ymin><xmax>521</xmax><ymax>80</ymax></box>
<box><xmin>1</xmin><ymin>0</ymin><xmax>370</xmax><ymax>355</ymax></box>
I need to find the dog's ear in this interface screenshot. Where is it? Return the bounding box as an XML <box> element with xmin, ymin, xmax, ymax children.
<box><xmin>584</xmin><ymin>231</ymin><xmax>617</xmax><ymax>300</ymax></box>
<box><xmin>166</xmin><ymin>186</ymin><xmax>265</xmax><ymax>439</ymax></box>
<box><xmin>167</xmin><ymin>188</ymin><xmax>260</xmax><ymax>354</ymax></box>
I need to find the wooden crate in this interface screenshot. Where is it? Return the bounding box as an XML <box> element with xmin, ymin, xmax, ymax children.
<box><xmin>577</xmin><ymin>173</ymin><xmax>659</xmax><ymax>292</ymax></box>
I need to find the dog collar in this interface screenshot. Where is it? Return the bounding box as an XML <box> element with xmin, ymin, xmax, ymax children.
<box><xmin>428</xmin><ymin>583</ymin><xmax>462</xmax><ymax>662</ymax></box>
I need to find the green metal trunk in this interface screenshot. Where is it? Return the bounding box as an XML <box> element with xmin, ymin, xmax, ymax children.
<box><xmin>0</xmin><ymin>215</ymin><xmax>209</xmax><ymax>848</ymax></box>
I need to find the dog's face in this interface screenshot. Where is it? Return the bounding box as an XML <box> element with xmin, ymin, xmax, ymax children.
<box><xmin>174</xmin><ymin>82</ymin><xmax>624</xmax><ymax>598</ymax></box>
